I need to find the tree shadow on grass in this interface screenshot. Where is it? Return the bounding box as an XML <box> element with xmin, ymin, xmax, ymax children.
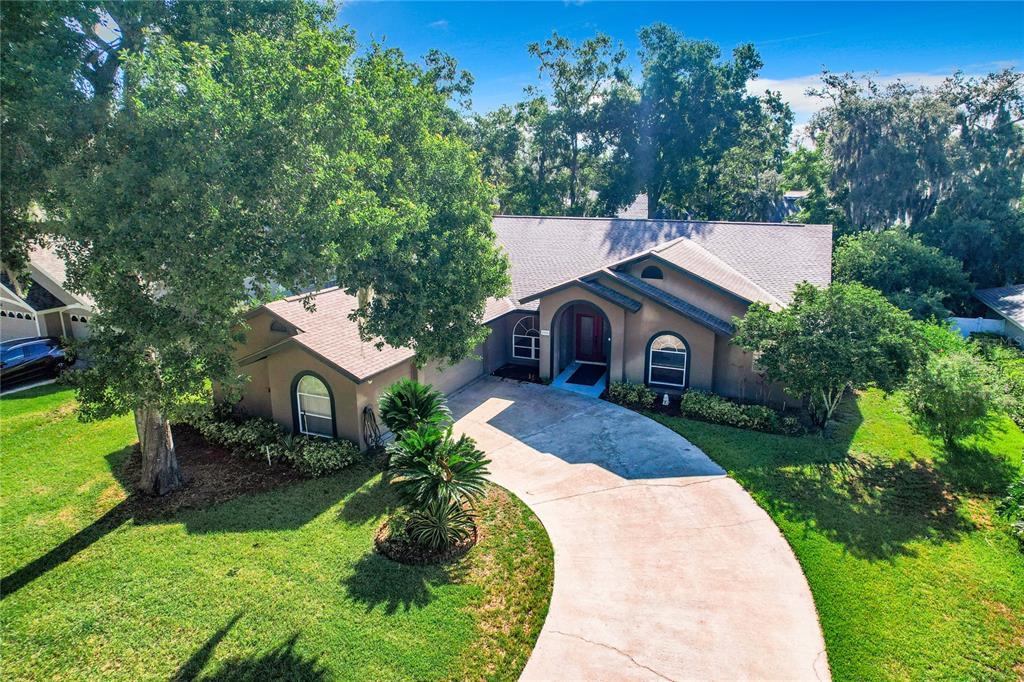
<box><xmin>720</xmin><ymin>396</ymin><xmax>986</xmax><ymax>561</ymax></box>
<box><xmin>171</xmin><ymin>612</ymin><xmax>325</xmax><ymax>681</ymax></box>
<box><xmin>936</xmin><ymin>440</ymin><xmax>1019</xmax><ymax>496</ymax></box>
<box><xmin>2</xmin><ymin>448</ymin><xmax>379</xmax><ymax>598</ymax></box>
<box><xmin>342</xmin><ymin>551</ymin><xmax>462</xmax><ymax>615</ymax></box>
<box><xmin>335</xmin><ymin>476</ymin><xmax>399</xmax><ymax>526</ymax></box>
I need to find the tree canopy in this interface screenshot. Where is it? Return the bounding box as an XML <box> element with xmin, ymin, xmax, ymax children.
<box><xmin>832</xmin><ymin>228</ymin><xmax>972</xmax><ymax>320</ymax></box>
<box><xmin>2</xmin><ymin>1</ymin><xmax>508</xmax><ymax>494</ymax></box>
<box><xmin>732</xmin><ymin>282</ymin><xmax>920</xmax><ymax>426</ymax></box>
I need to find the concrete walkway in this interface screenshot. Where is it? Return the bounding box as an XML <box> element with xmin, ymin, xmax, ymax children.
<box><xmin>449</xmin><ymin>377</ymin><xmax>829</xmax><ymax>682</ymax></box>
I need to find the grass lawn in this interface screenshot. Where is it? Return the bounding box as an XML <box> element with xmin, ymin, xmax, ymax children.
<box><xmin>1</xmin><ymin>385</ymin><xmax>553</xmax><ymax>681</ymax></box>
<box><xmin>651</xmin><ymin>389</ymin><xmax>1024</xmax><ymax>681</ymax></box>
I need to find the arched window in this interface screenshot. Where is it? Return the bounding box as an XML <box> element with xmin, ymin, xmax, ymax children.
<box><xmin>80</xmin><ymin>317</ymin><xmax>88</xmax><ymax>324</ymax></box>
<box><xmin>512</xmin><ymin>316</ymin><xmax>541</xmax><ymax>360</ymax></box>
<box><xmin>647</xmin><ymin>333</ymin><xmax>688</xmax><ymax>388</ymax></box>
<box><xmin>641</xmin><ymin>265</ymin><xmax>664</xmax><ymax>280</ymax></box>
<box><xmin>15</xmin><ymin>313</ymin><xmax>23</xmax><ymax>319</ymax></box>
<box><xmin>294</xmin><ymin>373</ymin><xmax>335</xmax><ymax>437</ymax></box>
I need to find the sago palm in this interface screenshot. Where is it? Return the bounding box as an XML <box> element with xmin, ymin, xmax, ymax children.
<box><xmin>378</xmin><ymin>379</ymin><xmax>452</xmax><ymax>437</ymax></box>
<box><xmin>387</xmin><ymin>425</ymin><xmax>491</xmax><ymax>508</ymax></box>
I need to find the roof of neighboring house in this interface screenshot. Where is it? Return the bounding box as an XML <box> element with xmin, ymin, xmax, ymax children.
<box><xmin>974</xmin><ymin>284</ymin><xmax>1024</xmax><ymax>328</ymax></box>
<box><xmin>0</xmin><ymin>271</ymin><xmax>66</xmax><ymax>311</ymax></box>
<box><xmin>492</xmin><ymin>215</ymin><xmax>831</xmax><ymax>306</ymax></box>
<box><xmin>616</xmin><ymin>194</ymin><xmax>649</xmax><ymax>219</ymax></box>
<box><xmin>28</xmin><ymin>245</ymin><xmax>96</xmax><ymax>309</ymax></box>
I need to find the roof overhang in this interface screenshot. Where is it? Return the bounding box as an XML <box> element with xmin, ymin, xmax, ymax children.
<box><xmin>519</xmin><ymin>276</ymin><xmax>642</xmax><ymax>311</ymax></box>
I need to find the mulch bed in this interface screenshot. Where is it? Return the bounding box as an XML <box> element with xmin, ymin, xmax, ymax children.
<box><xmin>120</xmin><ymin>424</ymin><xmax>303</xmax><ymax>520</ymax></box>
<box><xmin>374</xmin><ymin>517</ymin><xmax>478</xmax><ymax>565</ymax></box>
<box><xmin>491</xmin><ymin>364</ymin><xmax>543</xmax><ymax>384</ymax></box>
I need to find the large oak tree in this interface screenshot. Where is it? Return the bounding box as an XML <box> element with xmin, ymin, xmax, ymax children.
<box><xmin>2</xmin><ymin>2</ymin><xmax>508</xmax><ymax>495</ymax></box>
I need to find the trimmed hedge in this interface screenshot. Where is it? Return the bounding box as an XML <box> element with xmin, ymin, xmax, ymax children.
<box><xmin>679</xmin><ymin>390</ymin><xmax>803</xmax><ymax>436</ymax></box>
<box><xmin>186</xmin><ymin>411</ymin><xmax>359</xmax><ymax>477</ymax></box>
<box><xmin>608</xmin><ymin>381</ymin><xmax>656</xmax><ymax>410</ymax></box>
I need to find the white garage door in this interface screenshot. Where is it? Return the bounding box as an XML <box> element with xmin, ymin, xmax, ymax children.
<box><xmin>0</xmin><ymin>313</ymin><xmax>39</xmax><ymax>342</ymax></box>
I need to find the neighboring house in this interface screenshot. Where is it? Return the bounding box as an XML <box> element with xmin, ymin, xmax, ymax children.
<box><xmin>230</xmin><ymin>215</ymin><xmax>832</xmax><ymax>448</ymax></box>
<box><xmin>958</xmin><ymin>284</ymin><xmax>1024</xmax><ymax>345</ymax></box>
<box><xmin>0</xmin><ymin>246</ymin><xmax>95</xmax><ymax>342</ymax></box>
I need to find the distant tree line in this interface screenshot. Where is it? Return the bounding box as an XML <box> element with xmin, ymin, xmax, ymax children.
<box><xmin>470</xmin><ymin>28</ymin><xmax>1023</xmax><ymax>315</ymax></box>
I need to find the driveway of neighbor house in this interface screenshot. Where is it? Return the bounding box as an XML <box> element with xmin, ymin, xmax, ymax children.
<box><xmin>449</xmin><ymin>377</ymin><xmax>830</xmax><ymax>682</ymax></box>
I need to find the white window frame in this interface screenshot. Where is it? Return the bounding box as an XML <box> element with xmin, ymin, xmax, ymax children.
<box><xmin>295</xmin><ymin>375</ymin><xmax>334</xmax><ymax>438</ymax></box>
<box><xmin>647</xmin><ymin>334</ymin><xmax>687</xmax><ymax>388</ymax></box>
<box><xmin>512</xmin><ymin>316</ymin><xmax>541</xmax><ymax>361</ymax></box>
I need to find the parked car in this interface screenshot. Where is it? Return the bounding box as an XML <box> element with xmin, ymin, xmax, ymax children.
<box><xmin>0</xmin><ymin>337</ymin><xmax>72</xmax><ymax>389</ymax></box>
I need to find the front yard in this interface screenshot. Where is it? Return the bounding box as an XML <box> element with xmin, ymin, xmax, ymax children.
<box><xmin>653</xmin><ymin>389</ymin><xmax>1024</xmax><ymax>681</ymax></box>
<box><xmin>1</xmin><ymin>385</ymin><xmax>553</xmax><ymax>681</ymax></box>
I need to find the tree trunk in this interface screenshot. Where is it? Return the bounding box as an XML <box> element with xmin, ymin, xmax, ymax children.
<box><xmin>134</xmin><ymin>406</ymin><xmax>184</xmax><ymax>496</ymax></box>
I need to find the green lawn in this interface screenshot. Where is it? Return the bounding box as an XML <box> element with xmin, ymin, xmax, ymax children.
<box><xmin>652</xmin><ymin>389</ymin><xmax>1024</xmax><ymax>681</ymax></box>
<box><xmin>1</xmin><ymin>385</ymin><xmax>553</xmax><ymax>681</ymax></box>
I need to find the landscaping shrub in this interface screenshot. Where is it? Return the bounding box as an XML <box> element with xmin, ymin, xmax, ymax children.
<box><xmin>905</xmin><ymin>349</ymin><xmax>1003</xmax><ymax>447</ymax></box>
<box><xmin>972</xmin><ymin>335</ymin><xmax>1024</xmax><ymax>430</ymax></box>
<box><xmin>285</xmin><ymin>436</ymin><xmax>359</xmax><ymax>477</ymax></box>
<box><xmin>379</xmin><ymin>378</ymin><xmax>451</xmax><ymax>436</ymax></box>
<box><xmin>183</xmin><ymin>409</ymin><xmax>358</xmax><ymax>477</ymax></box>
<box><xmin>405</xmin><ymin>497</ymin><xmax>476</xmax><ymax>550</ymax></box>
<box><xmin>387</xmin><ymin>425</ymin><xmax>490</xmax><ymax>508</ymax></box>
<box><xmin>997</xmin><ymin>474</ymin><xmax>1024</xmax><ymax>549</ymax></box>
<box><xmin>679</xmin><ymin>390</ymin><xmax>803</xmax><ymax>436</ymax></box>
<box><xmin>608</xmin><ymin>381</ymin><xmax>656</xmax><ymax>410</ymax></box>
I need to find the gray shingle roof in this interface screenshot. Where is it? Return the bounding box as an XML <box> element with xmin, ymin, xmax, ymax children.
<box><xmin>974</xmin><ymin>284</ymin><xmax>1024</xmax><ymax>327</ymax></box>
<box><xmin>492</xmin><ymin>215</ymin><xmax>832</xmax><ymax>306</ymax></box>
<box><xmin>604</xmin><ymin>270</ymin><xmax>735</xmax><ymax>336</ymax></box>
<box><xmin>577</xmin><ymin>279</ymin><xmax>643</xmax><ymax>312</ymax></box>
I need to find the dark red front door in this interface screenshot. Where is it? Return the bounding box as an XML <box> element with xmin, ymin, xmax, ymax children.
<box><xmin>575</xmin><ymin>312</ymin><xmax>605</xmax><ymax>362</ymax></box>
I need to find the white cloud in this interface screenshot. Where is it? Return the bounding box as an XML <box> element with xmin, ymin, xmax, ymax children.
<box><xmin>748</xmin><ymin>67</ymin><xmax>1015</xmax><ymax>124</ymax></box>
<box><xmin>427</xmin><ymin>19</ymin><xmax>449</xmax><ymax>30</ymax></box>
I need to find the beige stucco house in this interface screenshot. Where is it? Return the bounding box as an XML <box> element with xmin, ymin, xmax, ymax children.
<box><xmin>229</xmin><ymin>214</ymin><xmax>833</xmax><ymax>449</ymax></box>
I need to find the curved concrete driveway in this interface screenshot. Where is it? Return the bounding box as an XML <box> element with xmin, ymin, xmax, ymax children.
<box><xmin>449</xmin><ymin>377</ymin><xmax>829</xmax><ymax>681</ymax></box>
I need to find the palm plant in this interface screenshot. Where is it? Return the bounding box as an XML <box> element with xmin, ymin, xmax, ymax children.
<box><xmin>378</xmin><ymin>379</ymin><xmax>451</xmax><ymax>437</ymax></box>
<box><xmin>406</xmin><ymin>497</ymin><xmax>475</xmax><ymax>550</ymax></box>
<box><xmin>387</xmin><ymin>425</ymin><xmax>491</xmax><ymax>508</ymax></box>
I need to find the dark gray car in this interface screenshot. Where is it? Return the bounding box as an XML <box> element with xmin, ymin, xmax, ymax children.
<box><xmin>0</xmin><ymin>337</ymin><xmax>70</xmax><ymax>389</ymax></box>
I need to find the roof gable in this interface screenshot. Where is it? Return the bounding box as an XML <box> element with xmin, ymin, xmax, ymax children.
<box><xmin>492</xmin><ymin>215</ymin><xmax>832</xmax><ymax>305</ymax></box>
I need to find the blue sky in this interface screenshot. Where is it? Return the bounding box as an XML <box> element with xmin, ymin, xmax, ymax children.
<box><xmin>337</xmin><ymin>1</ymin><xmax>1024</xmax><ymax>135</ymax></box>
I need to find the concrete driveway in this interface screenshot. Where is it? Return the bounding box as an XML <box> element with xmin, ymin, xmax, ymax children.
<box><xmin>449</xmin><ymin>377</ymin><xmax>829</xmax><ymax>682</ymax></box>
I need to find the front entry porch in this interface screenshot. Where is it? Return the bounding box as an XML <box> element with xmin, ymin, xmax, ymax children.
<box><xmin>550</xmin><ymin>301</ymin><xmax>610</xmax><ymax>398</ymax></box>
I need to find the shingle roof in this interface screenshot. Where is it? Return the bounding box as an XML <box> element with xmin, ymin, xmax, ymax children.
<box><xmin>649</xmin><ymin>238</ymin><xmax>784</xmax><ymax>307</ymax></box>
<box><xmin>577</xmin><ymin>278</ymin><xmax>643</xmax><ymax>312</ymax></box>
<box><xmin>263</xmin><ymin>288</ymin><xmax>415</xmax><ymax>382</ymax></box>
<box><xmin>974</xmin><ymin>284</ymin><xmax>1024</xmax><ymax>327</ymax></box>
<box><xmin>492</xmin><ymin>215</ymin><xmax>831</xmax><ymax>306</ymax></box>
<box><xmin>603</xmin><ymin>270</ymin><xmax>735</xmax><ymax>336</ymax></box>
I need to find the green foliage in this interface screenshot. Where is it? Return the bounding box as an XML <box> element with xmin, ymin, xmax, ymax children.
<box><xmin>905</xmin><ymin>349</ymin><xmax>1004</xmax><ymax>446</ymax></box>
<box><xmin>286</xmin><ymin>437</ymin><xmax>359</xmax><ymax>478</ymax></box>
<box><xmin>379</xmin><ymin>379</ymin><xmax>452</xmax><ymax>436</ymax></box>
<box><xmin>996</xmin><ymin>474</ymin><xmax>1024</xmax><ymax>548</ymax></box>
<box><xmin>972</xmin><ymin>335</ymin><xmax>1024</xmax><ymax>429</ymax></box>
<box><xmin>387</xmin><ymin>426</ymin><xmax>491</xmax><ymax>509</ymax></box>
<box><xmin>186</xmin><ymin>409</ymin><xmax>358</xmax><ymax>477</ymax></box>
<box><xmin>733</xmin><ymin>282</ymin><xmax>921</xmax><ymax>426</ymax></box>
<box><xmin>810</xmin><ymin>70</ymin><xmax>1024</xmax><ymax>288</ymax></box>
<box><xmin>405</xmin><ymin>497</ymin><xmax>476</xmax><ymax>551</ymax></box>
<box><xmin>607</xmin><ymin>381</ymin><xmax>656</xmax><ymax>410</ymax></box>
<box><xmin>833</xmin><ymin>228</ymin><xmax>973</xmax><ymax>318</ymax></box>
<box><xmin>679</xmin><ymin>391</ymin><xmax>802</xmax><ymax>435</ymax></box>
<box><xmin>780</xmin><ymin>147</ymin><xmax>850</xmax><ymax>232</ymax></box>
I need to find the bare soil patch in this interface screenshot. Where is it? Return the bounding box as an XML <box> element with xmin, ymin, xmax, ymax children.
<box><xmin>374</xmin><ymin>516</ymin><xmax>478</xmax><ymax>565</ymax></box>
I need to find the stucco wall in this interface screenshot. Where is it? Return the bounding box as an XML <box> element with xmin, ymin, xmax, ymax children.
<box><xmin>626</xmin><ymin>257</ymin><xmax>750</xmax><ymax>322</ymax></box>
<box><xmin>537</xmin><ymin>286</ymin><xmax>625</xmax><ymax>381</ymax></box>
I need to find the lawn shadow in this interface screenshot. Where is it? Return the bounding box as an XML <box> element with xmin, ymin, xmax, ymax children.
<box><xmin>342</xmin><ymin>551</ymin><xmax>460</xmax><ymax>615</ymax></box>
<box><xmin>725</xmin><ymin>396</ymin><xmax>978</xmax><ymax>561</ymax></box>
<box><xmin>195</xmin><ymin>635</ymin><xmax>325</xmax><ymax>681</ymax></box>
<box><xmin>936</xmin><ymin>440</ymin><xmax>1019</xmax><ymax>496</ymax></box>
<box><xmin>172</xmin><ymin>612</ymin><xmax>244</xmax><ymax>681</ymax></box>
<box><xmin>336</xmin><ymin>476</ymin><xmax>399</xmax><ymax>526</ymax></box>
<box><xmin>171</xmin><ymin>613</ymin><xmax>324</xmax><ymax>681</ymax></box>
